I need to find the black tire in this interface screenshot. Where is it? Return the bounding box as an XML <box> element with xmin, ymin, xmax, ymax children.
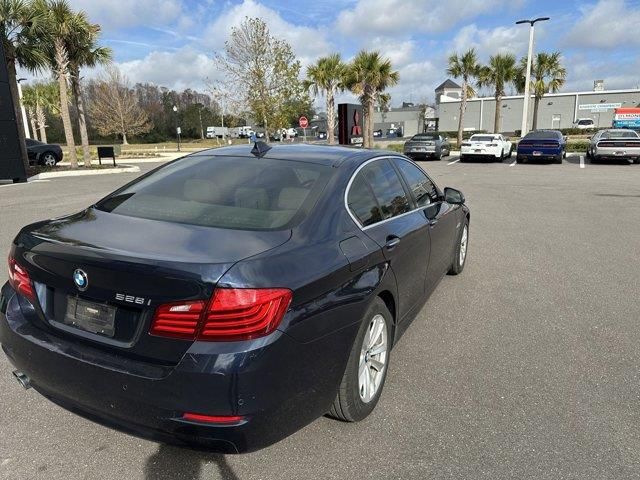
<box><xmin>39</xmin><ymin>151</ymin><xmax>59</xmax><ymax>167</ymax></box>
<box><xmin>554</xmin><ymin>153</ymin><xmax>563</xmax><ymax>164</ymax></box>
<box><xmin>448</xmin><ymin>218</ymin><xmax>469</xmax><ymax>275</ymax></box>
<box><xmin>516</xmin><ymin>155</ymin><xmax>525</xmax><ymax>164</ymax></box>
<box><xmin>563</xmin><ymin>148</ymin><xmax>567</xmax><ymax>159</ymax></box>
<box><xmin>592</xmin><ymin>155</ymin><xmax>600</xmax><ymax>164</ymax></box>
<box><xmin>328</xmin><ymin>297</ymin><xmax>392</xmax><ymax>422</ymax></box>
<box><xmin>497</xmin><ymin>150</ymin><xmax>504</xmax><ymax>162</ymax></box>
<box><xmin>633</xmin><ymin>158</ymin><xmax>640</xmax><ymax>165</ymax></box>
<box><xmin>507</xmin><ymin>146</ymin><xmax>513</xmax><ymax>158</ymax></box>
<box><xmin>459</xmin><ymin>155</ymin><xmax>466</xmax><ymax>163</ymax></box>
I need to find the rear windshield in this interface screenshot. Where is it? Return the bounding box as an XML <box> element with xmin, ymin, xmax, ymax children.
<box><xmin>470</xmin><ymin>135</ymin><xmax>496</xmax><ymax>142</ymax></box>
<box><xmin>577</xmin><ymin>119</ymin><xmax>594</xmax><ymax>125</ymax></box>
<box><xmin>412</xmin><ymin>134</ymin><xmax>438</xmax><ymax>141</ymax></box>
<box><xmin>600</xmin><ymin>130</ymin><xmax>639</xmax><ymax>139</ymax></box>
<box><xmin>524</xmin><ymin>131</ymin><xmax>560</xmax><ymax>139</ymax></box>
<box><xmin>96</xmin><ymin>155</ymin><xmax>333</xmax><ymax>231</ymax></box>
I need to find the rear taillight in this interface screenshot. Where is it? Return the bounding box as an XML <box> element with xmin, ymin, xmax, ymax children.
<box><xmin>7</xmin><ymin>256</ymin><xmax>36</xmax><ymax>304</ymax></box>
<box><xmin>150</xmin><ymin>288</ymin><xmax>292</xmax><ymax>342</ymax></box>
<box><xmin>489</xmin><ymin>143</ymin><xmax>498</xmax><ymax>147</ymax></box>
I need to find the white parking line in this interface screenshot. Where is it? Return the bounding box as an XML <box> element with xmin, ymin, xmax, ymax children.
<box><xmin>509</xmin><ymin>159</ymin><xmax>517</xmax><ymax>167</ymax></box>
<box><xmin>580</xmin><ymin>155</ymin><xmax>585</xmax><ymax>168</ymax></box>
<box><xmin>447</xmin><ymin>159</ymin><xmax>460</xmax><ymax>165</ymax></box>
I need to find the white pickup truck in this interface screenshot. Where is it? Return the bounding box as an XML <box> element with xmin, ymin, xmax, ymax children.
<box><xmin>460</xmin><ymin>134</ymin><xmax>513</xmax><ymax>162</ymax></box>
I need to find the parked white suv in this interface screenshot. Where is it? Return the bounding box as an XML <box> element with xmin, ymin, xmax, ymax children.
<box><xmin>575</xmin><ymin>118</ymin><xmax>595</xmax><ymax>130</ymax></box>
<box><xmin>460</xmin><ymin>134</ymin><xmax>513</xmax><ymax>162</ymax></box>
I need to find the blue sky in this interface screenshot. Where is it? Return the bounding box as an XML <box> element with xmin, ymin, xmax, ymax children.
<box><xmin>55</xmin><ymin>0</ymin><xmax>640</xmax><ymax>106</ymax></box>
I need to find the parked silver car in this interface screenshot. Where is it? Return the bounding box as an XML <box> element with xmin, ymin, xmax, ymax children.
<box><xmin>403</xmin><ymin>133</ymin><xmax>451</xmax><ymax>160</ymax></box>
<box><xmin>587</xmin><ymin>129</ymin><xmax>640</xmax><ymax>164</ymax></box>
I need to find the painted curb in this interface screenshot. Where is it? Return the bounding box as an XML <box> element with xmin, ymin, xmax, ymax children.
<box><xmin>30</xmin><ymin>165</ymin><xmax>140</xmax><ymax>181</ymax></box>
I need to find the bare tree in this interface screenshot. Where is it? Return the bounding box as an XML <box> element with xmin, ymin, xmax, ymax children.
<box><xmin>88</xmin><ymin>67</ymin><xmax>152</xmax><ymax>144</ymax></box>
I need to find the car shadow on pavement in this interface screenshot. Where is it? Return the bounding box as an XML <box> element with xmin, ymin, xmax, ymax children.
<box><xmin>144</xmin><ymin>444</ymin><xmax>240</xmax><ymax>480</ymax></box>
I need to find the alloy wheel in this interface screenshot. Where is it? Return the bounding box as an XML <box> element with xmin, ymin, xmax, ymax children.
<box><xmin>460</xmin><ymin>225</ymin><xmax>468</xmax><ymax>266</ymax></box>
<box><xmin>42</xmin><ymin>153</ymin><xmax>57</xmax><ymax>166</ymax></box>
<box><xmin>358</xmin><ymin>314</ymin><xmax>388</xmax><ymax>403</ymax></box>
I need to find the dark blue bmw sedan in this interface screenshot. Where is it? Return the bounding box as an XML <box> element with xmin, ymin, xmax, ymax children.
<box><xmin>0</xmin><ymin>143</ymin><xmax>470</xmax><ymax>453</ymax></box>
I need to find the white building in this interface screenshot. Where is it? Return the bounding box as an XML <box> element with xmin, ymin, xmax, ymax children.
<box><xmin>436</xmin><ymin>78</ymin><xmax>640</xmax><ymax>133</ymax></box>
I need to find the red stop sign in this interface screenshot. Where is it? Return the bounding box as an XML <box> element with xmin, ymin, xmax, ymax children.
<box><xmin>299</xmin><ymin>116</ymin><xmax>309</xmax><ymax>128</ymax></box>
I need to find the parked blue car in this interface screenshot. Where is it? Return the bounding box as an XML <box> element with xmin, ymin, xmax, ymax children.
<box><xmin>516</xmin><ymin>130</ymin><xmax>567</xmax><ymax>164</ymax></box>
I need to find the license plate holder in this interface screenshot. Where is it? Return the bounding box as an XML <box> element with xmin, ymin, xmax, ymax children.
<box><xmin>63</xmin><ymin>296</ymin><xmax>117</xmax><ymax>337</ymax></box>
<box><xmin>614</xmin><ymin>151</ymin><xmax>625</xmax><ymax>156</ymax></box>
<box><xmin>533</xmin><ymin>151</ymin><xmax>542</xmax><ymax>156</ymax></box>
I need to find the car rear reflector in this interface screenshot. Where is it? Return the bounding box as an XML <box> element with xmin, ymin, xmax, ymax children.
<box><xmin>150</xmin><ymin>288</ymin><xmax>292</xmax><ymax>342</ymax></box>
<box><xmin>7</xmin><ymin>256</ymin><xmax>36</xmax><ymax>304</ymax></box>
<box><xmin>182</xmin><ymin>413</ymin><xmax>246</xmax><ymax>425</ymax></box>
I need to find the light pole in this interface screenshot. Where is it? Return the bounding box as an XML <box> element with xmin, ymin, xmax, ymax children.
<box><xmin>516</xmin><ymin>17</ymin><xmax>549</xmax><ymax>137</ymax></box>
<box><xmin>172</xmin><ymin>105</ymin><xmax>181</xmax><ymax>151</ymax></box>
<box><xmin>17</xmin><ymin>78</ymin><xmax>30</xmax><ymax>139</ymax></box>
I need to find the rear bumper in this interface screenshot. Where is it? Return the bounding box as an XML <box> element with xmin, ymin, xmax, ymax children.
<box><xmin>0</xmin><ymin>283</ymin><xmax>353</xmax><ymax>453</ymax></box>
<box><xmin>405</xmin><ymin>150</ymin><xmax>438</xmax><ymax>159</ymax></box>
<box><xmin>593</xmin><ymin>147</ymin><xmax>640</xmax><ymax>160</ymax></box>
<box><xmin>517</xmin><ymin>151</ymin><xmax>561</xmax><ymax>161</ymax></box>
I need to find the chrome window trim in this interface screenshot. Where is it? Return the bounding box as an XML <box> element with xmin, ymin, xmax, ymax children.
<box><xmin>344</xmin><ymin>155</ymin><xmax>438</xmax><ymax>231</ymax></box>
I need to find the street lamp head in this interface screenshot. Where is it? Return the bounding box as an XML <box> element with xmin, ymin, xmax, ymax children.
<box><xmin>516</xmin><ymin>17</ymin><xmax>550</xmax><ymax>25</ymax></box>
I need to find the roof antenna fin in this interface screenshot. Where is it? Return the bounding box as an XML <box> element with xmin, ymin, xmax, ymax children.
<box><xmin>251</xmin><ymin>141</ymin><xmax>272</xmax><ymax>157</ymax></box>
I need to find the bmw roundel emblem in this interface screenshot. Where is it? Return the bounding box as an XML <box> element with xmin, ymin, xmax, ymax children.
<box><xmin>73</xmin><ymin>269</ymin><xmax>88</xmax><ymax>291</ymax></box>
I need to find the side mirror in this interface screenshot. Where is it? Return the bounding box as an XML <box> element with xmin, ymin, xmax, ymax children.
<box><xmin>444</xmin><ymin>187</ymin><xmax>465</xmax><ymax>205</ymax></box>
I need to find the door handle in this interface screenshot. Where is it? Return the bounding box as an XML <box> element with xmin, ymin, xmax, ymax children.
<box><xmin>385</xmin><ymin>236</ymin><xmax>401</xmax><ymax>250</ymax></box>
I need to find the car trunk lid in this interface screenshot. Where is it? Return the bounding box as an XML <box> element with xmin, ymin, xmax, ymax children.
<box><xmin>13</xmin><ymin>208</ymin><xmax>291</xmax><ymax>365</ymax></box>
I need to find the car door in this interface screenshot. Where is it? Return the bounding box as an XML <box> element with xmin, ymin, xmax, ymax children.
<box><xmin>346</xmin><ymin>158</ymin><xmax>431</xmax><ymax>321</ymax></box>
<box><xmin>393</xmin><ymin>158</ymin><xmax>458</xmax><ymax>292</ymax></box>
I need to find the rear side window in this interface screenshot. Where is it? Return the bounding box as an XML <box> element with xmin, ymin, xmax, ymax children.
<box><xmin>347</xmin><ymin>159</ymin><xmax>410</xmax><ymax>227</ymax></box>
<box><xmin>393</xmin><ymin>159</ymin><xmax>439</xmax><ymax>207</ymax></box>
<box><xmin>96</xmin><ymin>155</ymin><xmax>333</xmax><ymax>231</ymax></box>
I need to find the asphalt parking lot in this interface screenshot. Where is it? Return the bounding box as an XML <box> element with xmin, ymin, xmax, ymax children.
<box><xmin>1</xmin><ymin>153</ymin><xmax>640</xmax><ymax>480</ymax></box>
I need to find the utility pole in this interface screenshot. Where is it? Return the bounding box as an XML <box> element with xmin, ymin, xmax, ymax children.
<box><xmin>516</xmin><ymin>17</ymin><xmax>550</xmax><ymax>137</ymax></box>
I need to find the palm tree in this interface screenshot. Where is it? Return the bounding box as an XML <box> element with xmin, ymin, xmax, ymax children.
<box><xmin>516</xmin><ymin>52</ymin><xmax>566</xmax><ymax>130</ymax></box>
<box><xmin>22</xmin><ymin>81</ymin><xmax>59</xmax><ymax>143</ymax></box>
<box><xmin>35</xmin><ymin>0</ymin><xmax>82</xmax><ymax>167</ymax></box>
<box><xmin>477</xmin><ymin>53</ymin><xmax>517</xmax><ymax>133</ymax></box>
<box><xmin>65</xmin><ymin>15</ymin><xmax>111</xmax><ymax>166</ymax></box>
<box><xmin>447</xmin><ymin>48</ymin><xmax>480</xmax><ymax>147</ymax></box>
<box><xmin>345</xmin><ymin>50</ymin><xmax>399</xmax><ymax>148</ymax></box>
<box><xmin>0</xmin><ymin>0</ymin><xmax>48</xmax><ymax>171</ymax></box>
<box><xmin>304</xmin><ymin>53</ymin><xmax>346</xmax><ymax>145</ymax></box>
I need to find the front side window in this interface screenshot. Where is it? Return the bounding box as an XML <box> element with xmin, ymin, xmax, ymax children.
<box><xmin>347</xmin><ymin>159</ymin><xmax>411</xmax><ymax>227</ymax></box>
<box><xmin>394</xmin><ymin>159</ymin><xmax>439</xmax><ymax>207</ymax></box>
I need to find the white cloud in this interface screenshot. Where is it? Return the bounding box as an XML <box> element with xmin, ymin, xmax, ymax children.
<box><xmin>562</xmin><ymin>54</ymin><xmax>640</xmax><ymax>92</ymax></box>
<box><xmin>201</xmin><ymin>0</ymin><xmax>331</xmax><ymax>65</ymax></box>
<box><xmin>336</xmin><ymin>0</ymin><xmax>523</xmax><ymax>37</ymax></box>
<box><xmin>68</xmin><ymin>0</ymin><xmax>187</xmax><ymax>29</ymax></box>
<box><xmin>116</xmin><ymin>47</ymin><xmax>221</xmax><ymax>91</ymax></box>
<box><xmin>451</xmin><ymin>24</ymin><xmax>530</xmax><ymax>59</ymax></box>
<box><xmin>564</xmin><ymin>0</ymin><xmax>640</xmax><ymax>49</ymax></box>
